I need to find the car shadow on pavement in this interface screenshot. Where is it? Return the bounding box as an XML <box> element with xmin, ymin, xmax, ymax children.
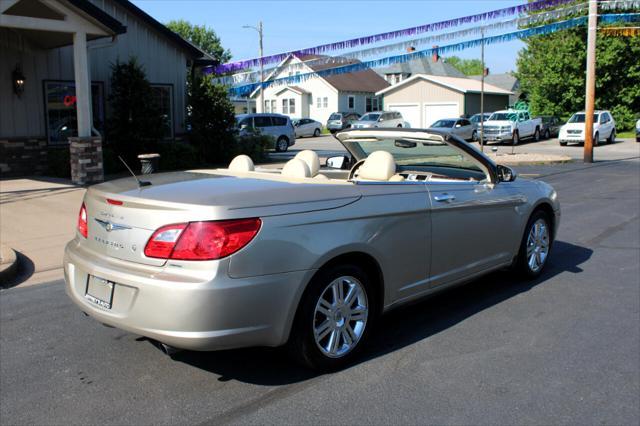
<box><xmin>1</xmin><ymin>251</ymin><xmax>35</xmax><ymax>289</ymax></box>
<box><xmin>170</xmin><ymin>240</ymin><xmax>592</xmax><ymax>385</ymax></box>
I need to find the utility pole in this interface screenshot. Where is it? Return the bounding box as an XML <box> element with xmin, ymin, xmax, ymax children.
<box><xmin>480</xmin><ymin>27</ymin><xmax>485</xmax><ymax>153</ymax></box>
<box><xmin>243</xmin><ymin>21</ymin><xmax>264</xmax><ymax>113</ymax></box>
<box><xmin>584</xmin><ymin>0</ymin><xmax>597</xmax><ymax>163</ymax></box>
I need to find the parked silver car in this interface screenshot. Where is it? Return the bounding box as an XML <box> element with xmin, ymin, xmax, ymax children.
<box><xmin>428</xmin><ymin>118</ymin><xmax>475</xmax><ymax>141</ymax></box>
<box><xmin>326</xmin><ymin>112</ymin><xmax>361</xmax><ymax>133</ymax></box>
<box><xmin>64</xmin><ymin>128</ymin><xmax>560</xmax><ymax>370</ymax></box>
<box><xmin>292</xmin><ymin>118</ymin><xmax>323</xmax><ymax>138</ymax></box>
<box><xmin>351</xmin><ymin>111</ymin><xmax>405</xmax><ymax>129</ymax></box>
<box><xmin>236</xmin><ymin>113</ymin><xmax>296</xmax><ymax>152</ymax></box>
<box><xmin>470</xmin><ymin>112</ymin><xmax>492</xmax><ymax>140</ymax></box>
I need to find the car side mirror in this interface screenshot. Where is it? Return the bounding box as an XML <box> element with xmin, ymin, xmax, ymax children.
<box><xmin>497</xmin><ymin>164</ymin><xmax>517</xmax><ymax>183</ymax></box>
<box><xmin>326</xmin><ymin>155</ymin><xmax>349</xmax><ymax>169</ymax></box>
<box><xmin>455</xmin><ymin>124</ymin><xmax>461</xmax><ymax>128</ymax></box>
<box><xmin>240</xmin><ymin>123</ymin><xmax>249</xmax><ymax>130</ymax></box>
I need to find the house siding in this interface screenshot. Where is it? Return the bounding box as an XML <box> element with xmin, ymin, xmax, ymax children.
<box><xmin>0</xmin><ymin>0</ymin><xmax>191</xmax><ymax>140</ymax></box>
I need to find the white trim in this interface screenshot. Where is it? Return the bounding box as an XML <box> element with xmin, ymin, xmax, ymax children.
<box><xmin>385</xmin><ymin>102</ymin><xmax>419</xmax><ymax>108</ymax></box>
<box><xmin>376</xmin><ymin>74</ymin><xmax>512</xmax><ymax>96</ymax></box>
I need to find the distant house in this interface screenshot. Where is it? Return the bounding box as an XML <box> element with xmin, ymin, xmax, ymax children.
<box><xmin>469</xmin><ymin>73</ymin><xmax>521</xmax><ymax>106</ymax></box>
<box><xmin>250</xmin><ymin>55</ymin><xmax>390</xmax><ymax>124</ymax></box>
<box><xmin>0</xmin><ymin>0</ymin><xmax>213</xmax><ymax>177</ymax></box>
<box><xmin>230</xmin><ymin>97</ymin><xmax>256</xmax><ymax>115</ymax></box>
<box><xmin>377</xmin><ymin>53</ymin><xmax>466</xmax><ymax>85</ymax></box>
<box><xmin>376</xmin><ymin>74</ymin><xmax>512</xmax><ymax>128</ymax></box>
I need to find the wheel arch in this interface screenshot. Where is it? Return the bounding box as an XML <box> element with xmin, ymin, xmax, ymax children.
<box><xmin>531</xmin><ymin>201</ymin><xmax>556</xmax><ymax>240</ymax></box>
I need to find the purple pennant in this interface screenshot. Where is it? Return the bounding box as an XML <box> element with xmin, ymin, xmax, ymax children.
<box><xmin>214</xmin><ymin>0</ymin><xmax>577</xmax><ymax>75</ymax></box>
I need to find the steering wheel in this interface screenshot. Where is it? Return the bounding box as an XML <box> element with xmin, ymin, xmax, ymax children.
<box><xmin>348</xmin><ymin>159</ymin><xmax>366</xmax><ymax>180</ymax></box>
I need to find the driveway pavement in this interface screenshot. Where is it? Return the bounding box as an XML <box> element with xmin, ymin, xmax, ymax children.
<box><xmin>1</xmin><ymin>159</ymin><xmax>638</xmax><ymax>425</ymax></box>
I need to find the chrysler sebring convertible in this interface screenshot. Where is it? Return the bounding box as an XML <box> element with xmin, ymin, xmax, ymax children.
<box><xmin>64</xmin><ymin>128</ymin><xmax>560</xmax><ymax>370</ymax></box>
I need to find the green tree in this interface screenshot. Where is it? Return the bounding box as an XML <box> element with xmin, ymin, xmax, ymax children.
<box><xmin>188</xmin><ymin>74</ymin><xmax>237</xmax><ymax>164</ymax></box>
<box><xmin>444</xmin><ymin>56</ymin><xmax>484</xmax><ymax>76</ymax></box>
<box><xmin>515</xmin><ymin>27</ymin><xmax>640</xmax><ymax>130</ymax></box>
<box><xmin>166</xmin><ymin>19</ymin><xmax>231</xmax><ymax>64</ymax></box>
<box><xmin>106</xmin><ymin>58</ymin><xmax>164</xmax><ymax>165</ymax></box>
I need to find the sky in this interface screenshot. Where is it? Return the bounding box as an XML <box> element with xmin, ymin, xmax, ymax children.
<box><xmin>131</xmin><ymin>0</ymin><xmax>527</xmax><ymax>74</ymax></box>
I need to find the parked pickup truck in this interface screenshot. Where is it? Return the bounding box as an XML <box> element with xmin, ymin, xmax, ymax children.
<box><xmin>482</xmin><ymin>110</ymin><xmax>542</xmax><ymax>145</ymax></box>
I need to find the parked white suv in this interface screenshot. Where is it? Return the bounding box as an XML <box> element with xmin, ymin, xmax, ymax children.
<box><xmin>483</xmin><ymin>110</ymin><xmax>542</xmax><ymax>145</ymax></box>
<box><xmin>351</xmin><ymin>111</ymin><xmax>405</xmax><ymax>129</ymax></box>
<box><xmin>559</xmin><ymin>111</ymin><xmax>616</xmax><ymax>146</ymax></box>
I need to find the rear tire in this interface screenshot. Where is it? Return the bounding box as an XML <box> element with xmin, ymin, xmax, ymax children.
<box><xmin>515</xmin><ymin>210</ymin><xmax>552</xmax><ymax>279</ymax></box>
<box><xmin>288</xmin><ymin>264</ymin><xmax>377</xmax><ymax>371</ymax></box>
<box><xmin>544</xmin><ymin>129</ymin><xmax>551</xmax><ymax>139</ymax></box>
<box><xmin>397</xmin><ymin>124</ymin><xmax>403</xmax><ymax>128</ymax></box>
<box><xmin>276</xmin><ymin>136</ymin><xmax>289</xmax><ymax>152</ymax></box>
<box><xmin>472</xmin><ymin>130</ymin><xmax>478</xmax><ymax>142</ymax></box>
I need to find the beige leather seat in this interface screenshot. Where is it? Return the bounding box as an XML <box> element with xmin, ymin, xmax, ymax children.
<box><xmin>281</xmin><ymin>158</ymin><xmax>311</xmax><ymax>178</ymax></box>
<box><xmin>294</xmin><ymin>150</ymin><xmax>320</xmax><ymax>177</ymax></box>
<box><xmin>228</xmin><ymin>155</ymin><xmax>255</xmax><ymax>172</ymax></box>
<box><xmin>356</xmin><ymin>150</ymin><xmax>402</xmax><ymax>181</ymax></box>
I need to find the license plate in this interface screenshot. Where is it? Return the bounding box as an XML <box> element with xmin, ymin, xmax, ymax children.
<box><xmin>85</xmin><ymin>276</ymin><xmax>115</xmax><ymax>309</ymax></box>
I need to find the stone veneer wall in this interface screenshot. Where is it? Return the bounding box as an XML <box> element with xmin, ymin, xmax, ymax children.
<box><xmin>0</xmin><ymin>139</ymin><xmax>48</xmax><ymax>177</ymax></box>
<box><xmin>69</xmin><ymin>137</ymin><xmax>104</xmax><ymax>185</ymax></box>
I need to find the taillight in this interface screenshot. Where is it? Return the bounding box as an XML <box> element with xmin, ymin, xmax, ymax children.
<box><xmin>77</xmin><ymin>202</ymin><xmax>88</xmax><ymax>238</ymax></box>
<box><xmin>144</xmin><ymin>218</ymin><xmax>261</xmax><ymax>261</ymax></box>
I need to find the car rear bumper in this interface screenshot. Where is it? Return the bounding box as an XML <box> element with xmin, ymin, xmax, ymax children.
<box><xmin>64</xmin><ymin>240</ymin><xmax>310</xmax><ymax>351</ymax></box>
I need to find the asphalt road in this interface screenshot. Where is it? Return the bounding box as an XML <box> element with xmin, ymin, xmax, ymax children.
<box><xmin>1</xmin><ymin>159</ymin><xmax>639</xmax><ymax>425</ymax></box>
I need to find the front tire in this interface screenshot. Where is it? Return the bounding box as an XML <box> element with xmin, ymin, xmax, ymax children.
<box><xmin>515</xmin><ymin>210</ymin><xmax>552</xmax><ymax>279</ymax></box>
<box><xmin>544</xmin><ymin>129</ymin><xmax>551</xmax><ymax>139</ymax></box>
<box><xmin>472</xmin><ymin>130</ymin><xmax>478</xmax><ymax>142</ymax></box>
<box><xmin>288</xmin><ymin>264</ymin><xmax>376</xmax><ymax>371</ymax></box>
<box><xmin>397</xmin><ymin>124</ymin><xmax>403</xmax><ymax>128</ymax></box>
<box><xmin>594</xmin><ymin>132</ymin><xmax>600</xmax><ymax>147</ymax></box>
<box><xmin>276</xmin><ymin>136</ymin><xmax>289</xmax><ymax>152</ymax></box>
<box><xmin>607</xmin><ymin>129</ymin><xmax>616</xmax><ymax>144</ymax></box>
<box><xmin>313</xmin><ymin>128</ymin><xmax>321</xmax><ymax>137</ymax></box>
<box><xmin>512</xmin><ymin>131</ymin><xmax>520</xmax><ymax>145</ymax></box>
<box><xmin>533</xmin><ymin>127</ymin><xmax>540</xmax><ymax>142</ymax></box>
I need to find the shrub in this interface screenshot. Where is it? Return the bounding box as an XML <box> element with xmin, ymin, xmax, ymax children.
<box><xmin>106</xmin><ymin>58</ymin><xmax>164</xmax><ymax>164</ymax></box>
<box><xmin>234</xmin><ymin>132</ymin><xmax>272</xmax><ymax>163</ymax></box>
<box><xmin>157</xmin><ymin>142</ymin><xmax>201</xmax><ymax>171</ymax></box>
<box><xmin>188</xmin><ymin>74</ymin><xmax>237</xmax><ymax>165</ymax></box>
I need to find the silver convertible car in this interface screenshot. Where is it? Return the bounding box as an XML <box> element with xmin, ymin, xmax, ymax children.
<box><xmin>64</xmin><ymin>129</ymin><xmax>560</xmax><ymax>370</ymax></box>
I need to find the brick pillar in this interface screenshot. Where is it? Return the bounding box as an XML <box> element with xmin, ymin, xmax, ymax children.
<box><xmin>69</xmin><ymin>136</ymin><xmax>104</xmax><ymax>185</ymax></box>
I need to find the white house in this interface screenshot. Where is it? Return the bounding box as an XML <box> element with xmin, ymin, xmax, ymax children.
<box><xmin>250</xmin><ymin>55</ymin><xmax>390</xmax><ymax>124</ymax></box>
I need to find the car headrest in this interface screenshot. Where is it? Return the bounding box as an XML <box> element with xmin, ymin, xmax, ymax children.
<box><xmin>228</xmin><ymin>155</ymin><xmax>255</xmax><ymax>172</ymax></box>
<box><xmin>294</xmin><ymin>150</ymin><xmax>320</xmax><ymax>176</ymax></box>
<box><xmin>281</xmin><ymin>158</ymin><xmax>311</xmax><ymax>178</ymax></box>
<box><xmin>358</xmin><ymin>151</ymin><xmax>397</xmax><ymax>181</ymax></box>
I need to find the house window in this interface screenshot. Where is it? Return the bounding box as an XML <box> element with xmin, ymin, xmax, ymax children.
<box><xmin>348</xmin><ymin>96</ymin><xmax>355</xmax><ymax>109</ymax></box>
<box><xmin>264</xmin><ymin>100</ymin><xmax>270</xmax><ymax>113</ymax></box>
<box><xmin>282</xmin><ymin>98</ymin><xmax>289</xmax><ymax>114</ymax></box>
<box><xmin>366</xmin><ymin>97</ymin><xmax>380</xmax><ymax>112</ymax></box>
<box><xmin>323</xmin><ymin>97</ymin><xmax>328</xmax><ymax>108</ymax></box>
<box><xmin>151</xmin><ymin>84</ymin><xmax>174</xmax><ymax>139</ymax></box>
<box><xmin>271</xmin><ymin>100</ymin><xmax>276</xmax><ymax>112</ymax></box>
<box><xmin>317</xmin><ymin>97</ymin><xmax>322</xmax><ymax>108</ymax></box>
<box><xmin>44</xmin><ymin>80</ymin><xmax>104</xmax><ymax>145</ymax></box>
<box><xmin>289</xmin><ymin>98</ymin><xmax>295</xmax><ymax>114</ymax></box>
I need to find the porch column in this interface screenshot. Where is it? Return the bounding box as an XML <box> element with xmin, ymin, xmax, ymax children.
<box><xmin>72</xmin><ymin>31</ymin><xmax>91</xmax><ymax>137</ymax></box>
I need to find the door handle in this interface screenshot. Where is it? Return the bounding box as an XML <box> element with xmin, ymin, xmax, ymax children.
<box><xmin>434</xmin><ymin>193</ymin><xmax>456</xmax><ymax>202</ymax></box>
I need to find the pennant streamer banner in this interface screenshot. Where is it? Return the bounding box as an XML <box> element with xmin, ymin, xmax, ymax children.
<box><xmin>600</xmin><ymin>0</ymin><xmax>640</xmax><ymax>11</ymax></box>
<box><xmin>227</xmin><ymin>13</ymin><xmax>640</xmax><ymax>97</ymax></box>
<box><xmin>214</xmin><ymin>2</ymin><xmax>595</xmax><ymax>86</ymax></box>
<box><xmin>213</xmin><ymin>0</ymin><xmax>580</xmax><ymax>74</ymax></box>
<box><xmin>599</xmin><ymin>26</ymin><xmax>640</xmax><ymax>35</ymax></box>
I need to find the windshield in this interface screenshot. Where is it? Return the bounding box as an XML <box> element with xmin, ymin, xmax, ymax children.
<box><xmin>431</xmin><ymin>119</ymin><xmax>456</xmax><ymax>128</ymax></box>
<box><xmin>568</xmin><ymin>113</ymin><xmax>598</xmax><ymax>123</ymax></box>
<box><xmin>489</xmin><ymin>112</ymin><xmax>517</xmax><ymax>121</ymax></box>
<box><xmin>342</xmin><ymin>137</ymin><xmax>484</xmax><ymax>172</ymax></box>
<box><xmin>360</xmin><ymin>113</ymin><xmax>381</xmax><ymax>122</ymax></box>
<box><xmin>329</xmin><ymin>113</ymin><xmax>342</xmax><ymax>121</ymax></box>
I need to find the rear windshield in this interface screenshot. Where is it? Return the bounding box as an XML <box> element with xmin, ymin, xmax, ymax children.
<box><xmin>568</xmin><ymin>113</ymin><xmax>598</xmax><ymax>123</ymax></box>
<box><xmin>329</xmin><ymin>113</ymin><xmax>342</xmax><ymax>120</ymax></box>
<box><xmin>431</xmin><ymin>119</ymin><xmax>456</xmax><ymax>128</ymax></box>
<box><xmin>361</xmin><ymin>113</ymin><xmax>381</xmax><ymax>121</ymax></box>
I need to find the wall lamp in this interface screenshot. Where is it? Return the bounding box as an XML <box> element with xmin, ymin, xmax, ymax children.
<box><xmin>12</xmin><ymin>65</ymin><xmax>25</xmax><ymax>97</ymax></box>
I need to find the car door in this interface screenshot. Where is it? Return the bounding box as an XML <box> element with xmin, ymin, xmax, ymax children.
<box><xmin>459</xmin><ymin>119</ymin><xmax>473</xmax><ymax>139</ymax></box>
<box><xmin>427</xmin><ymin>174</ymin><xmax>525</xmax><ymax>288</ymax></box>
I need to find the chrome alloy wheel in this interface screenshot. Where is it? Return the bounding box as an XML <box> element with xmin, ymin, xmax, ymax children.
<box><xmin>313</xmin><ymin>276</ymin><xmax>368</xmax><ymax>358</ymax></box>
<box><xmin>526</xmin><ymin>219</ymin><xmax>550</xmax><ymax>273</ymax></box>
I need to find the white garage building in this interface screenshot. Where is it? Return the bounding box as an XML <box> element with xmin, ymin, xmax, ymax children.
<box><xmin>376</xmin><ymin>74</ymin><xmax>512</xmax><ymax>129</ymax></box>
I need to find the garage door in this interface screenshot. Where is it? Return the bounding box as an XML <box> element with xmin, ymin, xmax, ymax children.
<box><xmin>423</xmin><ymin>103</ymin><xmax>460</xmax><ymax>128</ymax></box>
<box><xmin>387</xmin><ymin>104</ymin><xmax>420</xmax><ymax>128</ymax></box>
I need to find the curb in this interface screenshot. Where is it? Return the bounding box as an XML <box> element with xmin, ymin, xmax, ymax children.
<box><xmin>0</xmin><ymin>245</ymin><xmax>19</xmax><ymax>286</ymax></box>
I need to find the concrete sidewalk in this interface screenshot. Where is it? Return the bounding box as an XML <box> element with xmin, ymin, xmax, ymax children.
<box><xmin>0</xmin><ymin>177</ymin><xmax>85</xmax><ymax>287</ymax></box>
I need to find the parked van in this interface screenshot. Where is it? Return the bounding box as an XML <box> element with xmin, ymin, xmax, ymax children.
<box><xmin>236</xmin><ymin>113</ymin><xmax>296</xmax><ymax>152</ymax></box>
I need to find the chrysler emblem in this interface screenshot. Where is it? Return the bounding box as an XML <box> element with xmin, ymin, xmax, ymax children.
<box><xmin>95</xmin><ymin>218</ymin><xmax>130</xmax><ymax>232</ymax></box>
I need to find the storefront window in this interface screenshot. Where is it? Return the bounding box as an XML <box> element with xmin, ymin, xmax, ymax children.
<box><xmin>44</xmin><ymin>81</ymin><xmax>104</xmax><ymax>145</ymax></box>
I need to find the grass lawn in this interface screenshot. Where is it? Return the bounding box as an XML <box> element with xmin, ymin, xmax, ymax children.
<box><xmin>617</xmin><ymin>131</ymin><xmax>636</xmax><ymax>139</ymax></box>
